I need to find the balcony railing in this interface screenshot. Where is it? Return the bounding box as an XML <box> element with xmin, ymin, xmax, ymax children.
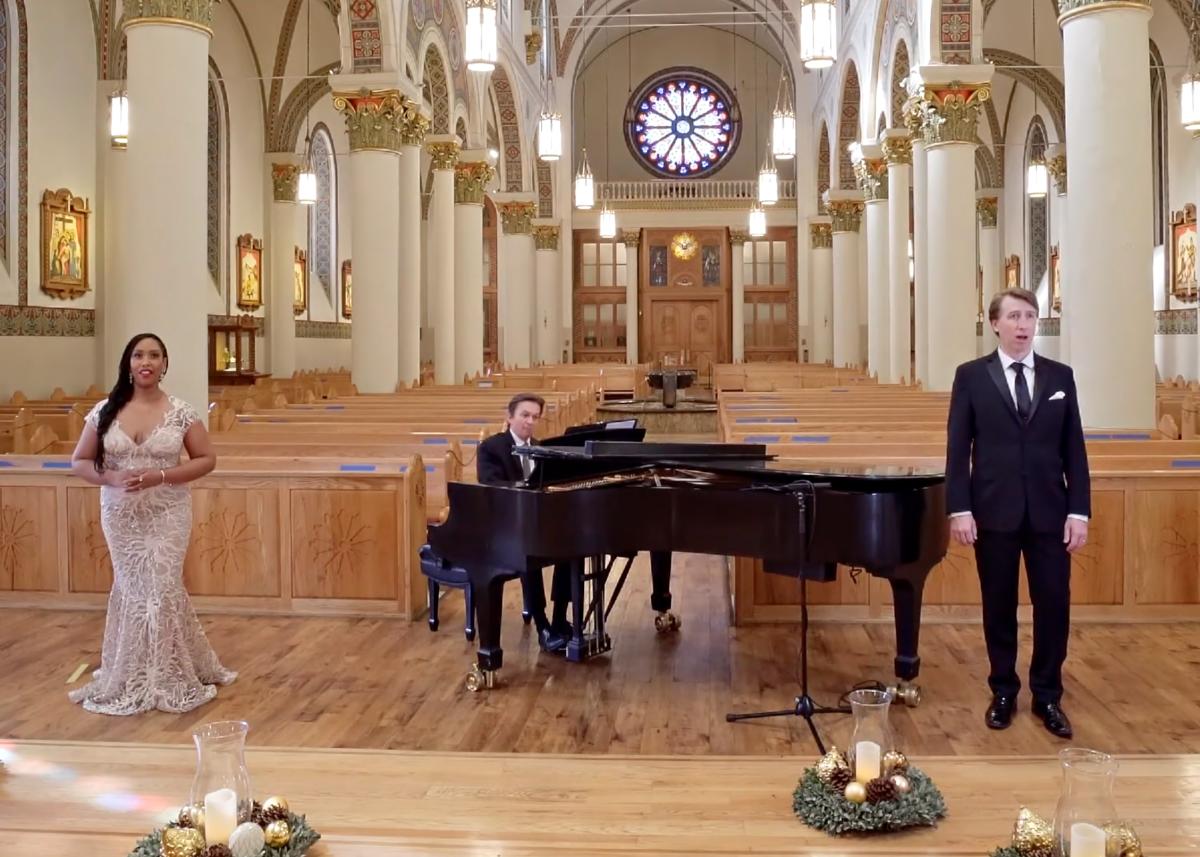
<box><xmin>595</xmin><ymin>179</ymin><xmax>797</xmax><ymax>210</ymax></box>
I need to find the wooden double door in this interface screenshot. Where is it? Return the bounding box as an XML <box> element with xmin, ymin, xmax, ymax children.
<box><xmin>639</xmin><ymin>228</ymin><xmax>730</xmax><ymax>376</ymax></box>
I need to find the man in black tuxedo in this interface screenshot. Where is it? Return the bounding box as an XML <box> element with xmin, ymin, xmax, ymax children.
<box><xmin>945</xmin><ymin>287</ymin><xmax>1090</xmax><ymax>739</ymax></box>
<box><xmin>476</xmin><ymin>393</ymin><xmax>571</xmax><ymax>652</ymax></box>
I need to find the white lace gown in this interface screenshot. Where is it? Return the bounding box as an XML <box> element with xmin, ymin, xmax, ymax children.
<box><xmin>69</xmin><ymin>395</ymin><xmax>236</xmax><ymax>716</ymax></box>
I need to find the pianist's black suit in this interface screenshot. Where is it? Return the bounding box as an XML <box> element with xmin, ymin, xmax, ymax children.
<box><xmin>946</xmin><ymin>351</ymin><xmax>1090</xmax><ymax>705</ymax></box>
<box><xmin>476</xmin><ymin>431</ymin><xmax>571</xmax><ymax>632</ymax></box>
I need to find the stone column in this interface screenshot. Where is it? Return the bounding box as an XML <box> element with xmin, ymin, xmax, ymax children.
<box><xmin>453</xmin><ymin>155</ymin><xmax>496</xmax><ymax>381</ymax></box>
<box><xmin>883</xmin><ymin>129</ymin><xmax>912</xmax><ymax>383</ymax></box>
<box><xmin>916</xmin><ymin>69</ymin><xmax>993</xmax><ymax>392</ymax></box>
<box><xmin>426</xmin><ymin>137</ymin><xmax>459</xmax><ymax>384</ymax></box>
<box><xmin>622</xmin><ymin>229</ymin><xmax>641</xmax><ymax>363</ymax></box>
<box><xmin>809</xmin><ymin>219</ymin><xmax>833</xmax><ymax>364</ymax></box>
<box><xmin>1060</xmin><ymin>0</ymin><xmax>1154</xmax><ymax>427</ymax></box>
<box><xmin>397</xmin><ymin>105</ymin><xmax>429</xmax><ymax>386</ymax></box>
<box><xmin>268</xmin><ymin>160</ymin><xmax>302</xmax><ymax>378</ymax></box>
<box><xmin>1046</xmin><ymin>148</ymin><xmax>1069</xmax><ymax>363</ymax></box>
<box><xmin>496</xmin><ymin>200</ymin><xmax>537</xmax><ymax>367</ymax></box>
<box><xmin>853</xmin><ymin>142</ymin><xmax>890</xmax><ymax>381</ymax></box>
<box><xmin>116</xmin><ymin>4</ymin><xmax>212</xmax><ymax>417</ymax></box>
<box><xmin>730</xmin><ymin>229</ymin><xmax>749</xmax><ymax>363</ymax></box>
<box><xmin>332</xmin><ymin>89</ymin><xmax>411</xmax><ymax>393</ymax></box>
<box><xmin>904</xmin><ymin>99</ymin><xmax>930</xmax><ymax>386</ymax></box>
<box><xmin>533</xmin><ymin>223</ymin><xmax>561</xmax><ymax>364</ymax></box>
<box><xmin>826</xmin><ymin>191</ymin><xmax>865</xmax><ymax>368</ymax></box>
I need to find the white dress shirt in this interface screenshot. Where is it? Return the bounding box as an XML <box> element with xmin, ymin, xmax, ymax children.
<box><xmin>950</xmin><ymin>349</ymin><xmax>1086</xmax><ymax>522</ymax></box>
<box><xmin>510</xmin><ymin>430</ymin><xmax>535</xmax><ymax>478</ymax></box>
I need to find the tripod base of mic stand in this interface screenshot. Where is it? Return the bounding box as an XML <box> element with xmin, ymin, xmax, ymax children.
<box><xmin>725</xmin><ymin>694</ymin><xmax>851</xmax><ymax>754</ymax></box>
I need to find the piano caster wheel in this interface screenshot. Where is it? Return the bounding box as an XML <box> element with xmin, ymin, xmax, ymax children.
<box><xmin>887</xmin><ymin>681</ymin><xmax>922</xmax><ymax>708</ymax></box>
<box><xmin>465</xmin><ymin>664</ymin><xmax>496</xmax><ymax>693</ymax></box>
<box><xmin>654</xmin><ymin>611</ymin><xmax>681</xmax><ymax>633</ymax></box>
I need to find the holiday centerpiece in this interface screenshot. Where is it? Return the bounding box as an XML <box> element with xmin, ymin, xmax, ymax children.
<box><xmin>989</xmin><ymin>749</ymin><xmax>1143</xmax><ymax>857</ymax></box>
<box><xmin>126</xmin><ymin>721</ymin><xmax>321</xmax><ymax>857</ymax></box>
<box><xmin>792</xmin><ymin>688</ymin><xmax>947</xmax><ymax>834</ymax></box>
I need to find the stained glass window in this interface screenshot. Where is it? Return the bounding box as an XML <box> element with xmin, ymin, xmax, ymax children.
<box><xmin>626</xmin><ymin>70</ymin><xmax>739</xmax><ymax>178</ymax></box>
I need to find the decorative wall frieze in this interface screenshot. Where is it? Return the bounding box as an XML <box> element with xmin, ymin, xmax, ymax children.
<box><xmin>332</xmin><ymin>89</ymin><xmax>424</xmax><ymax>153</ymax></box>
<box><xmin>121</xmin><ymin>0</ymin><xmax>214</xmax><ymax>33</ymax></box>
<box><xmin>532</xmin><ymin>225</ymin><xmax>560</xmax><ymax>251</ymax></box>
<box><xmin>976</xmin><ymin>196</ymin><xmax>998</xmax><ymax>228</ymax></box>
<box><xmin>271</xmin><ymin>164</ymin><xmax>301</xmax><ymax>202</ymax></box>
<box><xmin>0</xmin><ymin>305</ymin><xmax>94</xmax><ymax>337</ymax></box>
<box><xmin>497</xmin><ymin>201</ymin><xmax>536</xmax><ymax>235</ymax></box>
<box><xmin>295</xmin><ymin>319</ymin><xmax>351</xmax><ymax>339</ymax></box>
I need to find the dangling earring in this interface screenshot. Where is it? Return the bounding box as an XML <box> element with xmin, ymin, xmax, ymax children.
<box><xmin>160</xmin><ymin>368</ymin><xmax>167</xmax><ymax>380</ymax></box>
<box><xmin>128</xmin><ymin>372</ymin><xmax>133</xmax><ymax>384</ymax></box>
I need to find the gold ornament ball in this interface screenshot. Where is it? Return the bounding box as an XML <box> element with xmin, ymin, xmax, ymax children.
<box><xmin>889</xmin><ymin>773</ymin><xmax>911</xmax><ymax>795</ymax></box>
<box><xmin>882</xmin><ymin>750</ymin><xmax>909</xmax><ymax>773</ymax></box>
<box><xmin>161</xmin><ymin>825</ymin><xmax>206</xmax><ymax>857</ymax></box>
<box><xmin>177</xmin><ymin>804</ymin><xmax>205</xmax><ymax>835</ymax></box>
<box><xmin>1103</xmin><ymin>822</ymin><xmax>1143</xmax><ymax>857</ymax></box>
<box><xmin>261</xmin><ymin>795</ymin><xmax>289</xmax><ymax>815</ymax></box>
<box><xmin>1012</xmin><ymin>806</ymin><xmax>1055</xmax><ymax>857</ymax></box>
<box><xmin>264</xmin><ymin>819</ymin><xmax>291</xmax><ymax>848</ymax></box>
<box><xmin>843</xmin><ymin>781</ymin><xmax>867</xmax><ymax>804</ymax></box>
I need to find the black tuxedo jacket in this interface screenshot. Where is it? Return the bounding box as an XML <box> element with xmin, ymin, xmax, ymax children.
<box><xmin>945</xmin><ymin>350</ymin><xmax>1090</xmax><ymax>533</ymax></box>
<box><xmin>477</xmin><ymin>431</ymin><xmax>529</xmax><ymax>485</ymax></box>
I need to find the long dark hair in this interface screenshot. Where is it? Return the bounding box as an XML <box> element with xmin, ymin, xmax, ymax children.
<box><xmin>94</xmin><ymin>333</ymin><xmax>168</xmax><ymax>471</ymax></box>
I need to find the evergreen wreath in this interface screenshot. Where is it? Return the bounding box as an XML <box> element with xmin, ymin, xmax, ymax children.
<box><xmin>792</xmin><ymin>765</ymin><xmax>947</xmax><ymax>835</ymax></box>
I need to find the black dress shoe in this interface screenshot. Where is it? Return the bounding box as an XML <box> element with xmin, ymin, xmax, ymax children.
<box><xmin>1033</xmin><ymin>702</ymin><xmax>1073</xmax><ymax>738</ymax></box>
<box><xmin>985</xmin><ymin>694</ymin><xmax>1016</xmax><ymax>729</ymax></box>
<box><xmin>537</xmin><ymin>626</ymin><xmax>568</xmax><ymax>653</ymax></box>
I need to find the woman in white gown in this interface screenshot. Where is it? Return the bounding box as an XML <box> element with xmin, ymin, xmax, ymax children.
<box><xmin>69</xmin><ymin>333</ymin><xmax>235</xmax><ymax>715</ymax></box>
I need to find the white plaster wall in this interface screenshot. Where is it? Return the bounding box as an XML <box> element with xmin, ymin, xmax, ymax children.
<box><xmin>294</xmin><ymin>336</ymin><xmax>352</xmax><ymax>371</ymax></box>
<box><xmin>0</xmin><ymin>336</ymin><xmax>98</xmax><ymax>400</ymax></box>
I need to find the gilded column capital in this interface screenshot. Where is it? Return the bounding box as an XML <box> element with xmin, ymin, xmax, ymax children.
<box><xmin>827</xmin><ymin>200</ymin><xmax>865</xmax><ymax>233</ymax></box>
<box><xmin>121</xmin><ymin>0</ymin><xmax>214</xmax><ymax>34</ymax></box>
<box><xmin>271</xmin><ymin>163</ymin><xmax>301</xmax><ymax>202</ymax></box>
<box><xmin>498</xmin><ymin>201</ymin><xmax>537</xmax><ymax>235</ymax></box>
<box><xmin>916</xmin><ymin>83</ymin><xmax>991</xmax><ymax>147</ymax></box>
<box><xmin>729</xmin><ymin>230</ymin><xmax>751</xmax><ymax>245</ymax></box>
<box><xmin>426</xmin><ymin>140</ymin><xmax>461</xmax><ymax>171</ymax></box>
<box><xmin>621</xmin><ymin>229</ymin><xmax>641</xmax><ymax>247</ymax></box>
<box><xmin>1047</xmin><ymin>153</ymin><xmax>1067</xmax><ymax>196</ymax></box>
<box><xmin>976</xmin><ymin>196</ymin><xmax>998</xmax><ymax>228</ymax></box>
<box><xmin>533</xmin><ymin>225</ymin><xmax>560</xmax><ymax>251</ymax></box>
<box><xmin>1058</xmin><ymin>0</ymin><xmax>1150</xmax><ymax>23</ymax></box>
<box><xmin>332</xmin><ymin>89</ymin><xmax>420</xmax><ymax>153</ymax></box>
<box><xmin>525</xmin><ymin>30</ymin><xmax>543</xmax><ymax>65</ymax></box>
<box><xmin>852</xmin><ymin>155</ymin><xmax>889</xmax><ymax>202</ymax></box>
<box><xmin>810</xmin><ymin>222</ymin><xmax>833</xmax><ymax>249</ymax></box>
<box><xmin>881</xmin><ymin>132</ymin><xmax>913</xmax><ymax>166</ymax></box>
<box><xmin>454</xmin><ymin>161</ymin><xmax>496</xmax><ymax>205</ymax></box>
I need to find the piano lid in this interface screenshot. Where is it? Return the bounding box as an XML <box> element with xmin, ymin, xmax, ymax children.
<box><xmin>526</xmin><ymin>440</ymin><xmax>769</xmax><ymax>462</ymax></box>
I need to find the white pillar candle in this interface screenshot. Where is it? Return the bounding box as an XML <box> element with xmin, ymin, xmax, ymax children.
<box><xmin>854</xmin><ymin>740</ymin><xmax>881</xmax><ymax>783</ymax></box>
<box><xmin>204</xmin><ymin>788</ymin><xmax>237</xmax><ymax>844</ymax></box>
<box><xmin>1070</xmin><ymin>822</ymin><xmax>1107</xmax><ymax>857</ymax></box>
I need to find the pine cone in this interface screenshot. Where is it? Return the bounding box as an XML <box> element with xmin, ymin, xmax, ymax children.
<box><xmin>258</xmin><ymin>803</ymin><xmax>289</xmax><ymax>825</ymax></box>
<box><xmin>827</xmin><ymin>766</ymin><xmax>854</xmax><ymax>793</ymax></box>
<box><xmin>865</xmin><ymin>776</ymin><xmax>898</xmax><ymax>803</ymax></box>
<box><xmin>250</xmin><ymin>800</ymin><xmax>264</xmax><ymax>824</ymax></box>
<box><xmin>201</xmin><ymin>846</ymin><xmax>233</xmax><ymax>857</ymax></box>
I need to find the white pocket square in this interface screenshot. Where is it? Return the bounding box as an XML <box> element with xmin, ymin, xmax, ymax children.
<box><xmin>1049</xmin><ymin>390</ymin><xmax>1066</xmax><ymax>401</ymax></box>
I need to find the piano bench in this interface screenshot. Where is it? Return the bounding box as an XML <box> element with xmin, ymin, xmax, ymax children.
<box><xmin>420</xmin><ymin>547</ymin><xmax>476</xmax><ymax>642</ymax></box>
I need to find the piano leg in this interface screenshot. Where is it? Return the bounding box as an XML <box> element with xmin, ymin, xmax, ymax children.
<box><xmin>886</xmin><ymin>570</ymin><xmax>929</xmax><ymax>708</ymax></box>
<box><xmin>465</xmin><ymin>566</ymin><xmax>509</xmax><ymax>691</ymax></box>
<box><xmin>649</xmin><ymin>551</ymin><xmax>681</xmax><ymax>633</ymax></box>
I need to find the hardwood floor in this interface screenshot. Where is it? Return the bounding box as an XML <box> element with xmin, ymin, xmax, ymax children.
<box><xmin>2</xmin><ymin>552</ymin><xmax>1199</xmax><ymax>756</ymax></box>
<box><xmin>3</xmin><ymin>742</ymin><xmax>1198</xmax><ymax>855</ymax></box>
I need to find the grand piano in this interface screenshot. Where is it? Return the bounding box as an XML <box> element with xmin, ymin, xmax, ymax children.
<box><xmin>421</xmin><ymin>438</ymin><xmax>948</xmax><ymax>694</ymax></box>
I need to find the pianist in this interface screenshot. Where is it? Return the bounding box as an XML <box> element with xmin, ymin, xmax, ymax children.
<box><xmin>476</xmin><ymin>393</ymin><xmax>572</xmax><ymax>652</ymax></box>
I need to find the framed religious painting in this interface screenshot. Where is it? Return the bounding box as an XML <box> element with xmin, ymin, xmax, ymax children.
<box><xmin>1050</xmin><ymin>244</ymin><xmax>1062</xmax><ymax>313</ymax></box>
<box><xmin>235</xmin><ymin>233</ymin><xmax>263</xmax><ymax>310</ymax></box>
<box><xmin>293</xmin><ymin>247</ymin><xmax>308</xmax><ymax>315</ymax></box>
<box><xmin>1171</xmin><ymin>204</ymin><xmax>1197</xmax><ymax>302</ymax></box>
<box><xmin>1004</xmin><ymin>255</ymin><xmax>1021</xmax><ymax>291</ymax></box>
<box><xmin>341</xmin><ymin>259</ymin><xmax>352</xmax><ymax>319</ymax></box>
<box><xmin>40</xmin><ymin>189</ymin><xmax>90</xmax><ymax>299</ymax></box>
